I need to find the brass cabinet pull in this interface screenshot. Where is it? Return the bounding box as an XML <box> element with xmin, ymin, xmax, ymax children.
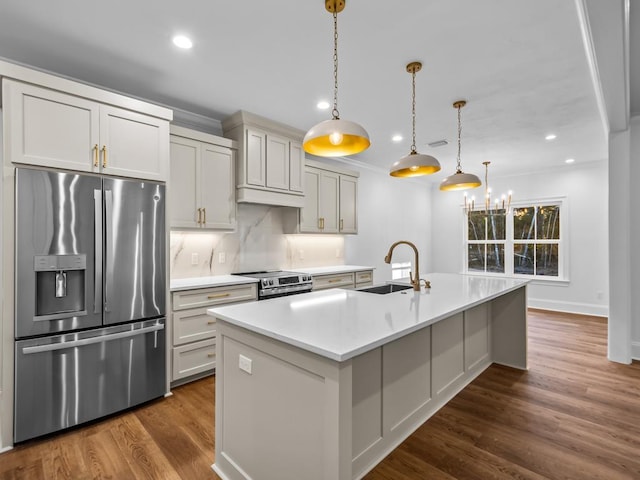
<box><xmin>208</xmin><ymin>293</ymin><xmax>230</xmax><ymax>299</ymax></box>
<box><xmin>318</xmin><ymin>218</ymin><xmax>322</xmax><ymax>230</ymax></box>
<box><xmin>207</xmin><ymin>320</ymin><xmax>215</xmax><ymax>325</ymax></box>
<box><xmin>101</xmin><ymin>145</ymin><xmax>107</xmax><ymax>168</ymax></box>
<box><xmin>328</xmin><ymin>278</ymin><xmax>342</xmax><ymax>283</ymax></box>
<box><xmin>340</xmin><ymin>219</ymin><xmax>344</xmax><ymax>231</ymax></box>
<box><xmin>202</xmin><ymin>208</ymin><xmax>206</xmax><ymax>225</ymax></box>
<box><xmin>93</xmin><ymin>144</ymin><xmax>99</xmax><ymax>167</ymax></box>
<box><xmin>207</xmin><ymin>353</ymin><xmax>215</xmax><ymax>358</ymax></box>
<box><xmin>197</xmin><ymin>208</ymin><xmax>202</xmax><ymax>225</ymax></box>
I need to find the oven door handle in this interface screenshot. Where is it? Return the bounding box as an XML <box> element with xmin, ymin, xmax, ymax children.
<box><xmin>21</xmin><ymin>324</ymin><xmax>165</xmax><ymax>355</ymax></box>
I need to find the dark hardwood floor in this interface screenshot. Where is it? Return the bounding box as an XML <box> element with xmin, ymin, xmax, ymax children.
<box><xmin>2</xmin><ymin>309</ymin><xmax>639</xmax><ymax>479</ymax></box>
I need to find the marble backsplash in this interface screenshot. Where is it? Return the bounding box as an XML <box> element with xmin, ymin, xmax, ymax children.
<box><xmin>170</xmin><ymin>204</ymin><xmax>345</xmax><ymax>278</ymax></box>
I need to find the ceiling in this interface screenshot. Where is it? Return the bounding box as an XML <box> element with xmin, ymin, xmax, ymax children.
<box><xmin>0</xmin><ymin>0</ymin><xmax>609</xmax><ymax>181</ymax></box>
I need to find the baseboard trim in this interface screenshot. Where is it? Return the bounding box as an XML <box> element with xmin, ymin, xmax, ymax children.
<box><xmin>632</xmin><ymin>342</ymin><xmax>640</xmax><ymax>361</ymax></box>
<box><xmin>528</xmin><ymin>298</ymin><xmax>608</xmax><ymax>317</ymax></box>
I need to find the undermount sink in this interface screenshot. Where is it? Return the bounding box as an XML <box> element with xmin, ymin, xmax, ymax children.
<box><xmin>358</xmin><ymin>283</ymin><xmax>413</xmax><ymax>295</ymax></box>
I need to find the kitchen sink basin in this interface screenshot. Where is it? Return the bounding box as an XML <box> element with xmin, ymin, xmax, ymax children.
<box><xmin>358</xmin><ymin>283</ymin><xmax>413</xmax><ymax>294</ymax></box>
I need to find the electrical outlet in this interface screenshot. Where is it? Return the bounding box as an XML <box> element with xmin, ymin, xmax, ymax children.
<box><xmin>239</xmin><ymin>354</ymin><xmax>252</xmax><ymax>374</ymax></box>
<box><xmin>596</xmin><ymin>291</ymin><xmax>603</xmax><ymax>300</ymax></box>
<box><xmin>336</xmin><ymin>248</ymin><xmax>341</xmax><ymax>258</ymax></box>
<box><xmin>191</xmin><ymin>253</ymin><xmax>199</xmax><ymax>265</ymax></box>
<box><xmin>219</xmin><ymin>252</ymin><xmax>226</xmax><ymax>264</ymax></box>
<box><xmin>299</xmin><ymin>249</ymin><xmax>304</xmax><ymax>260</ymax></box>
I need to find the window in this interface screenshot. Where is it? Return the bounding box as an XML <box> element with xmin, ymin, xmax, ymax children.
<box><xmin>464</xmin><ymin>201</ymin><xmax>563</xmax><ymax>279</ymax></box>
<box><xmin>513</xmin><ymin>205</ymin><xmax>560</xmax><ymax>277</ymax></box>
<box><xmin>391</xmin><ymin>262</ymin><xmax>412</xmax><ymax>280</ymax></box>
<box><xmin>467</xmin><ymin>210</ymin><xmax>506</xmax><ymax>273</ymax></box>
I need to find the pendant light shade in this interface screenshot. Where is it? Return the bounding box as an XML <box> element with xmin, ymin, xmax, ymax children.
<box><xmin>440</xmin><ymin>100</ymin><xmax>481</xmax><ymax>191</ymax></box>
<box><xmin>390</xmin><ymin>152</ymin><xmax>441</xmax><ymax>177</ymax></box>
<box><xmin>390</xmin><ymin>61</ymin><xmax>441</xmax><ymax>177</ymax></box>
<box><xmin>440</xmin><ymin>171</ymin><xmax>483</xmax><ymax>190</ymax></box>
<box><xmin>303</xmin><ymin>118</ymin><xmax>370</xmax><ymax>157</ymax></box>
<box><xmin>303</xmin><ymin>0</ymin><xmax>370</xmax><ymax>157</ymax></box>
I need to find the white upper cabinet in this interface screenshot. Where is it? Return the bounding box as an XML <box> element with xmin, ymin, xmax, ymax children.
<box><xmin>169</xmin><ymin>126</ymin><xmax>237</xmax><ymax>230</ymax></box>
<box><xmin>289</xmin><ymin>141</ymin><xmax>304</xmax><ymax>193</ymax></box>
<box><xmin>292</xmin><ymin>159</ymin><xmax>359</xmax><ymax>235</ymax></box>
<box><xmin>339</xmin><ymin>174</ymin><xmax>358</xmax><ymax>234</ymax></box>
<box><xmin>98</xmin><ymin>105</ymin><xmax>168</xmax><ymax>181</ymax></box>
<box><xmin>3</xmin><ymin>79</ymin><xmax>169</xmax><ymax>181</ymax></box>
<box><xmin>222</xmin><ymin>110</ymin><xmax>305</xmax><ymax>207</ymax></box>
<box><xmin>265</xmin><ymin>133</ymin><xmax>290</xmax><ymax>191</ymax></box>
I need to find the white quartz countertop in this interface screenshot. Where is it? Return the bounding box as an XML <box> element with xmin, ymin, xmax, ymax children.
<box><xmin>209</xmin><ymin>273</ymin><xmax>528</xmax><ymax>362</ymax></box>
<box><xmin>292</xmin><ymin>265</ymin><xmax>374</xmax><ymax>275</ymax></box>
<box><xmin>170</xmin><ymin>275</ymin><xmax>258</xmax><ymax>292</ymax></box>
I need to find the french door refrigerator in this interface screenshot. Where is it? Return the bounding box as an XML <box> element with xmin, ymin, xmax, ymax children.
<box><xmin>14</xmin><ymin>167</ymin><xmax>166</xmax><ymax>443</ymax></box>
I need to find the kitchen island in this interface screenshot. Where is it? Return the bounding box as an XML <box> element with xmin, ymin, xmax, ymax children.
<box><xmin>208</xmin><ymin>273</ymin><xmax>528</xmax><ymax>480</ymax></box>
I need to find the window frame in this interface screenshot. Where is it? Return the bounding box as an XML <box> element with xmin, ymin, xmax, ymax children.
<box><xmin>462</xmin><ymin>196</ymin><xmax>568</xmax><ymax>282</ymax></box>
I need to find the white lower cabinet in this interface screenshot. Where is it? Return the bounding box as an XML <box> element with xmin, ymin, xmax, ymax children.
<box><xmin>172</xmin><ymin>338</ymin><xmax>217</xmax><ymax>381</ymax></box>
<box><xmin>170</xmin><ymin>282</ymin><xmax>257</xmax><ymax>384</ymax></box>
<box><xmin>311</xmin><ymin>270</ymin><xmax>373</xmax><ymax>290</ymax></box>
<box><xmin>355</xmin><ymin>270</ymin><xmax>374</xmax><ymax>287</ymax></box>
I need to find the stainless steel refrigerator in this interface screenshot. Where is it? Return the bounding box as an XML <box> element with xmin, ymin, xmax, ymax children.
<box><xmin>14</xmin><ymin>167</ymin><xmax>166</xmax><ymax>443</ymax></box>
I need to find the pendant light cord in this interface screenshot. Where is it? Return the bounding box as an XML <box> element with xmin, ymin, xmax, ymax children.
<box><xmin>332</xmin><ymin>11</ymin><xmax>340</xmax><ymax>120</ymax></box>
<box><xmin>456</xmin><ymin>104</ymin><xmax>463</xmax><ymax>173</ymax></box>
<box><xmin>410</xmin><ymin>69</ymin><xmax>417</xmax><ymax>154</ymax></box>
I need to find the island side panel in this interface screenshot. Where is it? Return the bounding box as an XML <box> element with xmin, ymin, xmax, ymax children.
<box><xmin>351</xmin><ymin>307</ymin><xmax>494</xmax><ymax>479</ymax></box>
<box><xmin>490</xmin><ymin>285</ymin><xmax>528</xmax><ymax>369</ymax></box>
<box><xmin>213</xmin><ymin>320</ymin><xmax>353</xmax><ymax>480</ymax></box>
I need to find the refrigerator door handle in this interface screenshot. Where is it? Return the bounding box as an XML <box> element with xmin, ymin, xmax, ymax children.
<box><xmin>21</xmin><ymin>323</ymin><xmax>165</xmax><ymax>355</ymax></box>
<box><xmin>104</xmin><ymin>188</ymin><xmax>113</xmax><ymax>313</ymax></box>
<box><xmin>94</xmin><ymin>189</ymin><xmax>103</xmax><ymax>314</ymax></box>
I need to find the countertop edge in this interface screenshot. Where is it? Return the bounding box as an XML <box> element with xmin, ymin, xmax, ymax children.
<box><xmin>211</xmin><ymin>278</ymin><xmax>529</xmax><ymax>362</ymax></box>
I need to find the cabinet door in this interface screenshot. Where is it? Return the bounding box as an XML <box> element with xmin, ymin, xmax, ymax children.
<box><xmin>339</xmin><ymin>175</ymin><xmax>358</xmax><ymax>234</ymax></box>
<box><xmin>246</xmin><ymin>128</ymin><xmax>266</xmax><ymax>187</ymax></box>
<box><xmin>300</xmin><ymin>168</ymin><xmax>322</xmax><ymax>233</ymax></box>
<box><xmin>319</xmin><ymin>171</ymin><xmax>340</xmax><ymax>233</ymax></box>
<box><xmin>99</xmin><ymin>105</ymin><xmax>169</xmax><ymax>181</ymax></box>
<box><xmin>265</xmin><ymin>134</ymin><xmax>290</xmax><ymax>190</ymax></box>
<box><xmin>201</xmin><ymin>142</ymin><xmax>236</xmax><ymax>229</ymax></box>
<box><xmin>4</xmin><ymin>79</ymin><xmax>99</xmax><ymax>172</ymax></box>
<box><xmin>169</xmin><ymin>136</ymin><xmax>200</xmax><ymax>228</ymax></box>
<box><xmin>289</xmin><ymin>141</ymin><xmax>304</xmax><ymax>193</ymax></box>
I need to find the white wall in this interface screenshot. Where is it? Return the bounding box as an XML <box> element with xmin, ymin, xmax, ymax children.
<box><xmin>342</xmin><ymin>163</ymin><xmax>431</xmax><ymax>284</ymax></box>
<box><xmin>431</xmin><ymin>161</ymin><xmax>609</xmax><ymax>317</ymax></box>
<box><xmin>630</xmin><ymin>117</ymin><xmax>640</xmax><ymax>360</ymax></box>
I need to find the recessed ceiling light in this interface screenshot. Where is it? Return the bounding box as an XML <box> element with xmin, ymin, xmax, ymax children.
<box><xmin>392</xmin><ymin>134</ymin><xmax>403</xmax><ymax>142</ymax></box>
<box><xmin>172</xmin><ymin>35</ymin><xmax>193</xmax><ymax>49</ymax></box>
<box><xmin>316</xmin><ymin>100</ymin><xmax>330</xmax><ymax>110</ymax></box>
<box><xmin>565</xmin><ymin>158</ymin><xmax>575</xmax><ymax>164</ymax></box>
<box><xmin>545</xmin><ymin>134</ymin><xmax>557</xmax><ymax>141</ymax></box>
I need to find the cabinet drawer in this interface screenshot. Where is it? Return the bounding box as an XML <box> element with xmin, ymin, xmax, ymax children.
<box><xmin>172</xmin><ymin>338</ymin><xmax>216</xmax><ymax>381</ymax></box>
<box><xmin>355</xmin><ymin>270</ymin><xmax>373</xmax><ymax>286</ymax></box>
<box><xmin>173</xmin><ymin>308</ymin><xmax>216</xmax><ymax>346</ymax></box>
<box><xmin>312</xmin><ymin>273</ymin><xmax>355</xmax><ymax>290</ymax></box>
<box><xmin>172</xmin><ymin>283</ymin><xmax>257</xmax><ymax>310</ymax></box>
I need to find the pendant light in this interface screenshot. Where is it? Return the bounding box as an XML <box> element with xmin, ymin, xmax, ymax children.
<box><xmin>389</xmin><ymin>62</ymin><xmax>441</xmax><ymax>177</ymax></box>
<box><xmin>303</xmin><ymin>0</ymin><xmax>370</xmax><ymax>157</ymax></box>
<box><xmin>439</xmin><ymin>100</ymin><xmax>481</xmax><ymax>191</ymax></box>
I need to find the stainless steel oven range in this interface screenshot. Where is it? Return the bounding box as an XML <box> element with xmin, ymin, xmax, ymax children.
<box><xmin>233</xmin><ymin>271</ymin><xmax>313</xmax><ymax>300</ymax></box>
